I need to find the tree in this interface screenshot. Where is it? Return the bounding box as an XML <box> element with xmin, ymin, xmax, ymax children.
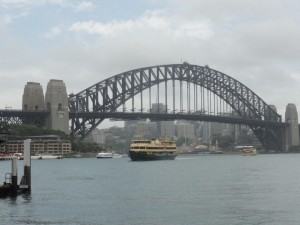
<box><xmin>9</xmin><ymin>124</ymin><xmax>70</xmax><ymax>140</ymax></box>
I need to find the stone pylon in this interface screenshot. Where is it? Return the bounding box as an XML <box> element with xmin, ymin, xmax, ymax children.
<box><xmin>45</xmin><ymin>80</ymin><xmax>69</xmax><ymax>134</ymax></box>
<box><xmin>22</xmin><ymin>82</ymin><xmax>45</xmax><ymax>110</ymax></box>
<box><xmin>285</xmin><ymin>103</ymin><xmax>299</xmax><ymax>151</ymax></box>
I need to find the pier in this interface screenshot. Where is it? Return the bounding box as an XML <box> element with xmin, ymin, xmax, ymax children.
<box><xmin>0</xmin><ymin>139</ymin><xmax>31</xmax><ymax>197</ymax></box>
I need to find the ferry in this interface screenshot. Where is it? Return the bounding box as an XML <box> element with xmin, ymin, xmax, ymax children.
<box><xmin>129</xmin><ymin>137</ymin><xmax>177</xmax><ymax>161</ymax></box>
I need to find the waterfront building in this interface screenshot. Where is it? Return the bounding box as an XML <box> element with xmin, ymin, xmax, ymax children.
<box><xmin>0</xmin><ymin>135</ymin><xmax>71</xmax><ymax>156</ymax></box>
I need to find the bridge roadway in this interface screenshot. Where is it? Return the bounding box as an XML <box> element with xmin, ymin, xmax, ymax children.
<box><xmin>0</xmin><ymin>109</ymin><xmax>50</xmax><ymax>125</ymax></box>
<box><xmin>69</xmin><ymin>111</ymin><xmax>289</xmax><ymax>128</ymax></box>
<box><xmin>0</xmin><ymin>109</ymin><xmax>50</xmax><ymax>117</ymax></box>
<box><xmin>0</xmin><ymin>109</ymin><xmax>289</xmax><ymax>128</ymax></box>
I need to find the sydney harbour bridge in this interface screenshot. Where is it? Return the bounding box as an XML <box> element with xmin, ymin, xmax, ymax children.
<box><xmin>0</xmin><ymin>63</ymin><xmax>293</xmax><ymax>151</ymax></box>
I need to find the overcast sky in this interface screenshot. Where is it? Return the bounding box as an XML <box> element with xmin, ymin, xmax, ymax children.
<box><xmin>1</xmin><ymin>0</ymin><xmax>300</xmax><ymax>123</ymax></box>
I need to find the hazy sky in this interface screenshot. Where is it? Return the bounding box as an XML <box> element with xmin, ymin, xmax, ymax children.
<box><xmin>1</xmin><ymin>0</ymin><xmax>300</xmax><ymax>121</ymax></box>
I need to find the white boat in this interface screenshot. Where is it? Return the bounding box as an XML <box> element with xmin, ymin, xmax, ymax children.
<box><xmin>13</xmin><ymin>153</ymin><xmax>24</xmax><ymax>160</ymax></box>
<box><xmin>240</xmin><ymin>147</ymin><xmax>257</xmax><ymax>156</ymax></box>
<box><xmin>31</xmin><ymin>155</ymin><xmax>43</xmax><ymax>160</ymax></box>
<box><xmin>31</xmin><ymin>155</ymin><xmax>63</xmax><ymax>160</ymax></box>
<box><xmin>96</xmin><ymin>152</ymin><xmax>113</xmax><ymax>159</ymax></box>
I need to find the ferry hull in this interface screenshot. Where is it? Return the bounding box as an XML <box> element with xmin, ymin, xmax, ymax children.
<box><xmin>129</xmin><ymin>151</ymin><xmax>177</xmax><ymax>161</ymax></box>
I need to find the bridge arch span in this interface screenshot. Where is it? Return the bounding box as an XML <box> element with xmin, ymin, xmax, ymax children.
<box><xmin>69</xmin><ymin>63</ymin><xmax>284</xmax><ymax>150</ymax></box>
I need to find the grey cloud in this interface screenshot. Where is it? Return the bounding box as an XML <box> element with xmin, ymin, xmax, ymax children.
<box><xmin>1</xmin><ymin>0</ymin><xmax>300</xmax><ymax>119</ymax></box>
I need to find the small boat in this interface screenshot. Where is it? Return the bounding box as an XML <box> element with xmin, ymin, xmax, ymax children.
<box><xmin>13</xmin><ymin>153</ymin><xmax>24</xmax><ymax>160</ymax></box>
<box><xmin>129</xmin><ymin>136</ymin><xmax>177</xmax><ymax>161</ymax></box>
<box><xmin>210</xmin><ymin>150</ymin><xmax>224</xmax><ymax>154</ymax></box>
<box><xmin>31</xmin><ymin>155</ymin><xmax>43</xmax><ymax>160</ymax></box>
<box><xmin>96</xmin><ymin>152</ymin><xmax>113</xmax><ymax>159</ymax></box>
<box><xmin>241</xmin><ymin>147</ymin><xmax>257</xmax><ymax>156</ymax></box>
<box><xmin>31</xmin><ymin>155</ymin><xmax>63</xmax><ymax>160</ymax></box>
<box><xmin>0</xmin><ymin>154</ymin><xmax>12</xmax><ymax>161</ymax></box>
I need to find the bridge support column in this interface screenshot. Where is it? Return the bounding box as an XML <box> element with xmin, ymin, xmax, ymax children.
<box><xmin>45</xmin><ymin>80</ymin><xmax>69</xmax><ymax>134</ymax></box>
<box><xmin>22</xmin><ymin>82</ymin><xmax>45</xmax><ymax>111</ymax></box>
<box><xmin>284</xmin><ymin>103</ymin><xmax>299</xmax><ymax>151</ymax></box>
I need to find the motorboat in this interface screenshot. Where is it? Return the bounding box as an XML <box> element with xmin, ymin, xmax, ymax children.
<box><xmin>31</xmin><ymin>155</ymin><xmax>63</xmax><ymax>160</ymax></box>
<box><xmin>240</xmin><ymin>147</ymin><xmax>257</xmax><ymax>156</ymax></box>
<box><xmin>96</xmin><ymin>152</ymin><xmax>113</xmax><ymax>159</ymax></box>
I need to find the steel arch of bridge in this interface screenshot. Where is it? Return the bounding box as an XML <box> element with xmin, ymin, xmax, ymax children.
<box><xmin>69</xmin><ymin>63</ymin><xmax>287</xmax><ymax>150</ymax></box>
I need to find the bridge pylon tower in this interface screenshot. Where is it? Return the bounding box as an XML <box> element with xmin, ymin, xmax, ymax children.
<box><xmin>284</xmin><ymin>103</ymin><xmax>299</xmax><ymax>151</ymax></box>
<box><xmin>45</xmin><ymin>80</ymin><xmax>69</xmax><ymax>134</ymax></box>
<box><xmin>22</xmin><ymin>82</ymin><xmax>45</xmax><ymax>111</ymax></box>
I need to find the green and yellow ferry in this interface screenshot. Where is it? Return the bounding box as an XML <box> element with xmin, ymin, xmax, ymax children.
<box><xmin>129</xmin><ymin>136</ymin><xmax>177</xmax><ymax>161</ymax></box>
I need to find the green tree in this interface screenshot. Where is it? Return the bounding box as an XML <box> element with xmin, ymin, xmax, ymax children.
<box><xmin>9</xmin><ymin>124</ymin><xmax>70</xmax><ymax>140</ymax></box>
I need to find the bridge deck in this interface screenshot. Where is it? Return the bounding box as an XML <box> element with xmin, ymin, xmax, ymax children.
<box><xmin>69</xmin><ymin>111</ymin><xmax>289</xmax><ymax>128</ymax></box>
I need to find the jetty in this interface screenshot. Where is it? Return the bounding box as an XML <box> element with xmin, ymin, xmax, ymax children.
<box><xmin>0</xmin><ymin>139</ymin><xmax>32</xmax><ymax>197</ymax></box>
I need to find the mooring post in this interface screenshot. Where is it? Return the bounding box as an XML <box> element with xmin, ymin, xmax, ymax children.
<box><xmin>11</xmin><ymin>156</ymin><xmax>18</xmax><ymax>194</ymax></box>
<box><xmin>23</xmin><ymin>139</ymin><xmax>31</xmax><ymax>192</ymax></box>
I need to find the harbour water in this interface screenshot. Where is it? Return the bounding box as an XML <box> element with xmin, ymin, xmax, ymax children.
<box><xmin>1</xmin><ymin>154</ymin><xmax>300</xmax><ymax>225</ymax></box>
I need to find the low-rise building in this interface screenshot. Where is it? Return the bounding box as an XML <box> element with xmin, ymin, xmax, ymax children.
<box><xmin>0</xmin><ymin>135</ymin><xmax>72</xmax><ymax>156</ymax></box>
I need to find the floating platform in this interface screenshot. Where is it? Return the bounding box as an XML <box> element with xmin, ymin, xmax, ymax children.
<box><xmin>0</xmin><ymin>139</ymin><xmax>31</xmax><ymax>197</ymax></box>
<box><xmin>0</xmin><ymin>183</ymin><xmax>11</xmax><ymax>197</ymax></box>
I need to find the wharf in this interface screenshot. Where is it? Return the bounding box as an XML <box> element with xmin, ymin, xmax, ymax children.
<box><xmin>0</xmin><ymin>139</ymin><xmax>31</xmax><ymax>197</ymax></box>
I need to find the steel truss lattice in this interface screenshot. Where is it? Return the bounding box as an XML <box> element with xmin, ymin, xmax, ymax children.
<box><xmin>69</xmin><ymin>63</ymin><xmax>287</xmax><ymax>151</ymax></box>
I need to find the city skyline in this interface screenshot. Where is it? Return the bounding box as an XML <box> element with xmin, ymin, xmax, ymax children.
<box><xmin>1</xmin><ymin>0</ymin><xmax>300</xmax><ymax>121</ymax></box>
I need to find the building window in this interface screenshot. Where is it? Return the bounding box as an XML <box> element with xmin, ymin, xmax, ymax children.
<box><xmin>58</xmin><ymin>103</ymin><xmax>62</xmax><ymax>111</ymax></box>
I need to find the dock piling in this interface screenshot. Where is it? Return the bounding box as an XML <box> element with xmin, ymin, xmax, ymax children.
<box><xmin>20</xmin><ymin>139</ymin><xmax>31</xmax><ymax>192</ymax></box>
<box><xmin>1</xmin><ymin>139</ymin><xmax>32</xmax><ymax>197</ymax></box>
<box><xmin>11</xmin><ymin>156</ymin><xmax>18</xmax><ymax>194</ymax></box>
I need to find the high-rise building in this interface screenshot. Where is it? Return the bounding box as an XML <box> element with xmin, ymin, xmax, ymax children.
<box><xmin>176</xmin><ymin>121</ymin><xmax>195</xmax><ymax>139</ymax></box>
<box><xmin>150</xmin><ymin>103</ymin><xmax>166</xmax><ymax>113</ymax></box>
